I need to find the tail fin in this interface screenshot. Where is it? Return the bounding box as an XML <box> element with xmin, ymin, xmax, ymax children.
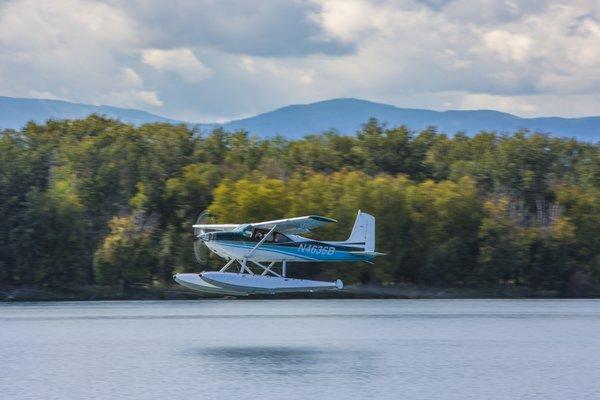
<box><xmin>346</xmin><ymin>210</ymin><xmax>375</xmax><ymax>252</ymax></box>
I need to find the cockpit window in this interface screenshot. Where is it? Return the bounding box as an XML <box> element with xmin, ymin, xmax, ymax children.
<box><xmin>252</xmin><ymin>229</ymin><xmax>267</xmax><ymax>241</ymax></box>
<box><xmin>234</xmin><ymin>224</ymin><xmax>253</xmax><ymax>238</ymax></box>
<box><xmin>273</xmin><ymin>232</ymin><xmax>290</xmax><ymax>243</ymax></box>
<box><xmin>246</xmin><ymin>229</ymin><xmax>290</xmax><ymax>243</ymax></box>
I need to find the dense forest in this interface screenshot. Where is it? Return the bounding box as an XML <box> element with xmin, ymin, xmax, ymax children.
<box><xmin>1</xmin><ymin>116</ymin><xmax>599</xmax><ymax>296</ymax></box>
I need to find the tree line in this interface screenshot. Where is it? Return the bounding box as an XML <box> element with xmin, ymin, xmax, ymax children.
<box><xmin>1</xmin><ymin>116</ymin><xmax>599</xmax><ymax>295</ymax></box>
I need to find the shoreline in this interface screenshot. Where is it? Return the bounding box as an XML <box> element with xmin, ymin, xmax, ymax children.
<box><xmin>2</xmin><ymin>283</ymin><xmax>598</xmax><ymax>301</ymax></box>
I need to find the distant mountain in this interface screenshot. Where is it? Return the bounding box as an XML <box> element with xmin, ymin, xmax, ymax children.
<box><xmin>2</xmin><ymin>96</ymin><xmax>600</xmax><ymax>141</ymax></box>
<box><xmin>220</xmin><ymin>98</ymin><xmax>600</xmax><ymax>141</ymax></box>
<box><xmin>0</xmin><ymin>96</ymin><xmax>184</xmax><ymax>129</ymax></box>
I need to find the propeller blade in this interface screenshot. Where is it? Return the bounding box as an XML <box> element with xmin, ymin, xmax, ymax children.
<box><xmin>194</xmin><ymin>210</ymin><xmax>212</xmax><ymax>237</ymax></box>
<box><xmin>193</xmin><ymin>210</ymin><xmax>214</xmax><ymax>265</ymax></box>
<box><xmin>194</xmin><ymin>238</ymin><xmax>209</xmax><ymax>265</ymax></box>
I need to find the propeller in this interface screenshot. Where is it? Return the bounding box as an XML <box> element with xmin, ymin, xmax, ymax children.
<box><xmin>194</xmin><ymin>238</ymin><xmax>209</xmax><ymax>265</ymax></box>
<box><xmin>193</xmin><ymin>210</ymin><xmax>213</xmax><ymax>265</ymax></box>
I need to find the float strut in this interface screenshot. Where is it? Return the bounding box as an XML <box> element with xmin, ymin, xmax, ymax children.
<box><xmin>219</xmin><ymin>258</ymin><xmax>235</xmax><ymax>272</ymax></box>
<box><xmin>260</xmin><ymin>261</ymin><xmax>277</xmax><ymax>276</ymax></box>
<box><xmin>240</xmin><ymin>257</ymin><xmax>254</xmax><ymax>275</ymax></box>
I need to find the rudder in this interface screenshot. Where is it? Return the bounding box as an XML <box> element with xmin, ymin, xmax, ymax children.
<box><xmin>346</xmin><ymin>210</ymin><xmax>375</xmax><ymax>252</ymax></box>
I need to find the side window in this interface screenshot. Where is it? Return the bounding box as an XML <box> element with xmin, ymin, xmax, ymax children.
<box><xmin>251</xmin><ymin>230</ymin><xmax>290</xmax><ymax>243</ymax></box>
<box><xmin>274</xmin><ymin>232</ymin><xmax>290</xmax><ymax>243</ymax></box>
<box><xmin>253</xmin><ymin>229</ymin><xmax>267</xmax><ymax>242</ymax></box>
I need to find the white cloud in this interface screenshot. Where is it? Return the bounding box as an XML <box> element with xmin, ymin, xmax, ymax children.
<box><xmin>27</xmin><ymin>90</ymin><xmax>62</xmax><ymax>100</ymax></box>
<box><xmin>0</xmin><ymin>0</ymin><xmax>136</xmax><ymax>52</ymax></box>
<box><xmin>1</xmin><ymin>0</ymin><xmax>600</xmax><ymax>120</ymax></box>
<box><xmin>0</xmin><ymin>0</ymin><xmax>156</xmax><ymax>109</ymax></box>
<box><xmin>104</xmin><ymin>90</ymin><xmax>163</xmax><ymax>108</ymax></box>
<box><xmin>134</xmin><ymin>90</ymin><xmax>163</xmax><ymax>107</ymax></box>
<box><xmin>309</xmin><ymin>0</ymin><xmax>385</xmax><ymax>42</ymax></box>
<box><xmin>240</xmin><ymin>56</ymin><xmax>314</xmax><ymax>85</ymax></box>
<box><xmin>482</xmin><ymin>30</ymin><xmax>533</xmax><ymax>62</ymax></box>
<box><xmin>458</xmin><ymin>93</ymin><xmax>539</xmax><ymax>114</ymax></box>
<box><xmin>141</xmin><ymin>48</ymin><xmax>212</xmax><ymax>83</ymax></box>
<box><xmin>121</xmin><ymin>67</ymin><xmax>143</xmax><ymax>88</ymax></box>
<box><xmin>298</xmin><ymin>0</ymin><xmax>600</xmax><ymax>116</ymax></box>
<box><xmin>456</xmin><ymin>92</ymin><xmax>600</xmax><ymax>118</ymax></box>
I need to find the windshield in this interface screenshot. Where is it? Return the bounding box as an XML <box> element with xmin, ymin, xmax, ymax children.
<box><xmin>232</xmin><ymin>224</ymin><xmax>251</xmax><ymax>232</ymax></box>
<box><xmin>235</xmin><ymin>224</ymin><xmax>254</xmax><ymax>238</ymax></box>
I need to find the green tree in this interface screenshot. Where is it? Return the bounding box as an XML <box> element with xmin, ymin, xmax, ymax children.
<box><xmin>94</xmin><ymin>214</ymin><xmax>157</xmax><ymax>288</ymax></box>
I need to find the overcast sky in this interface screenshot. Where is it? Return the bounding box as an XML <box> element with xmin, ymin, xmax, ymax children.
<box><xmin>0</xmin><ymin>0</ymin><xmax>599</xmax><ymax>121</ymax></box>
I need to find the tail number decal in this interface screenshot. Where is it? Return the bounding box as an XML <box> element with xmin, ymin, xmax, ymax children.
<box><xmin>298</xmin><ymin>244</ymin><xmax>335</xmax><ymax>255</ymax></box>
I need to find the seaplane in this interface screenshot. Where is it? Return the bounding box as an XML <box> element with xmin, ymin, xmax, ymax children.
<box><xmin>173</xmin><ymin>210</ymin><xmax>383</xmax><ymax>295</ymax></box>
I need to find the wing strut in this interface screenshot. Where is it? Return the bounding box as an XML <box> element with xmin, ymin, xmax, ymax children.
<box><xmin>240</xmin><ymin>225</ymin><xmax>277</xmax><ymax>274</ymax></box>
<box><xmin>246</xmin><ymin>225</ymin><xmax>277</xmax><ymax>258</ymax></box>
<box><xmin>252</xmin><ymin>261</ymin><xmax>282</xmax><ymax>277</ymax></box>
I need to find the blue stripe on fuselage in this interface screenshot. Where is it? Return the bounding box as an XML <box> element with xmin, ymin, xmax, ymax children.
<box><xmin>218</xmin><ymin>241</ymin><xmax>369</xmax><ymax>262</ymax></box>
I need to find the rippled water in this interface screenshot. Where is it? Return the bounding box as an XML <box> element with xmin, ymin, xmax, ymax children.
<box><xmin>1</xmin><ymin>299</ymin><xmax>600</xmax><ymax>400</ymax></box>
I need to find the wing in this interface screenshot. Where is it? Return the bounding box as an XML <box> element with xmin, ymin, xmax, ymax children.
<box><xmin>192</xmin><ymin>224</ymin><xmax>239</xmax><ymax>232</ymax></box>
<box><xmin>193</xmin><ymin>210</ymin><xmax>239</xmax><ymax>233</ymax></box>
<box><xmin>251</xmin><ymin>215</ymin><xmax>337</xmax><ymax>234</ymax></box>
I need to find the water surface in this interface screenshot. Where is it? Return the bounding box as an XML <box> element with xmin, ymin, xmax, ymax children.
<box><xmin>1</xmin><ymin>299</ymin><xmax>599</xmax><ymax>400</ymax></box>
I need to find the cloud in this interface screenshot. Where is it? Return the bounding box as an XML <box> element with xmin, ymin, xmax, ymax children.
<box><xmin>298</xmin><ymin>0</ymin><xmax>600</xmax><ymax>115</ymax></box>
<box><xmin>458</xmin><ymin>93</ymin><xmax>539</xmax><ymax>114</ymax></box>
<box><xmin>309</xmin><ymin>0</ymin><xmax>387</xmax><ymax>42</ymax></box>
<box><xmin>0</xmin><ymin>0</ymin><xmax>599</xmax><ymax>120</ymax></box>
<box><xmin>240</xmin><ymin>56</ymin><xmax>314</xmax><ymax>85</ymax></box>
<box><xmin>102</xmin><ymin>89</ymin><xmax>163</xmax><ymax>108</ymax></box>
<box><xmin>115</xmin><ymin>0</ymin><xmax>353</xmax><ymax>57</ymax></box>
<box><xmin>482</xmin><ymin>30</ymin><xmax>533</xmax><ymax>62</ymax></box>
<box><xmin>27</xmin><ymin>90</ymin><xmax>63</xmax><ymax>100</ymax></box>
<box><xmin>141</xmin><ymin>48</ymin><xmax>212</xmax><ymax>83</ymax></box>
<box><xmin>0</xmin><ymin>0</ymin><xmax>147</xmax><ymax>107</ymax></box>
<box><xmin>0</xmin><ymin>0</ymin><xmax>136</xmax><ymax>52</ymax></box>
<box><xmin>121</xmin><ymin>67</ymin><xmax>143</xmax><ymax>88</ymax></box>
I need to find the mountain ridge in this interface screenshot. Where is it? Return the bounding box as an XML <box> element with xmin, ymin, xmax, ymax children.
<box><xmin>219</xmin><ymin>98</ymin><xmax>600</xmax><ymax>141</ymax></box>
<box><xmin>1</xmin><ymin>96</ymin><xmax>599</xmax><ymax>141</ymax></box>
<box><xmin>0</xmin><ymin>96</ymin><xmax>181</xmax><ymax>128</ymax></box>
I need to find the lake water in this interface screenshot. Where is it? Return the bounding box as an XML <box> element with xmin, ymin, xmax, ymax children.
<box><xmin>1</xmin><ymin>299</ymin><xmax>600</xmax><ymax>400</ymax></box>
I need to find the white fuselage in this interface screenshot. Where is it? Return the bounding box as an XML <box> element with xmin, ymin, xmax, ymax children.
<box><xmin>204</xmin><ymin>235</ymin><xmax>366</xmax><ymax>263</ymax></box>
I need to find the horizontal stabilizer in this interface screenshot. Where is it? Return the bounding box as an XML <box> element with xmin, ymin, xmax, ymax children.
<box><xmin>349</xmin><ymin>251</ymin><xmax>386</xmax><ymax>256</ymax></box>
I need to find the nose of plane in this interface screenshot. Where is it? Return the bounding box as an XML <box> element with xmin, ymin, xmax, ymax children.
<box><xmin>198</xmin><ymin>233</ymin><xmax>210</xmax><ymax>242</ymax></box>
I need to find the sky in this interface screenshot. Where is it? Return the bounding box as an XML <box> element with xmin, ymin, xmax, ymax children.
<box><xmin>0</xmin><ymin>0</ymin><xmax>599</xmax><ymax>122</ymax></box>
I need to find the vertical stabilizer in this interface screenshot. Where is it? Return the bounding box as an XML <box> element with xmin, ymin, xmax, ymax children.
<box><xmin>346</xmin><ymin>210</ymin><xmax>375</xmax><ymax>252</ymax></box>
